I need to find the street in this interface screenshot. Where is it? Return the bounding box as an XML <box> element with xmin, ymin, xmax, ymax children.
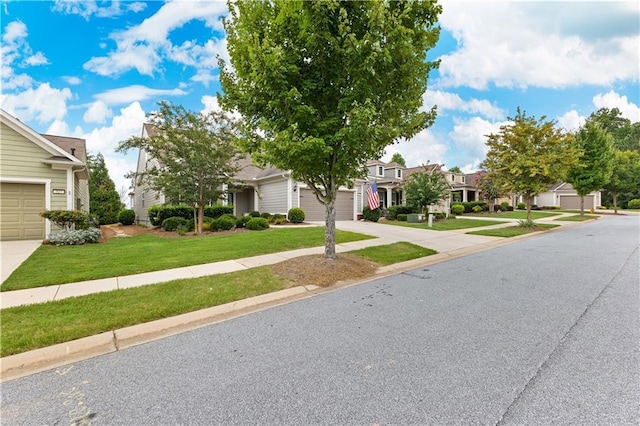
<box><xmin>1</xmin><ymin>215</ymin><xmax>639</xmax><ymax>425</ymax></box>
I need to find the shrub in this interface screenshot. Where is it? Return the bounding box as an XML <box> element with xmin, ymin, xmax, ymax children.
<box><xmin>249</xmin><ymin>211</ymin><xmax>261</xmax><ymax>217</ymax></box>
<box><xmin>627</xmin><ymin>199</ymin><xmax>640</xmax><ymax>209</ymax></box>
<box><xmin>459</xmin><ymin>201</ymin><xmax>487</xmax><ymax>213</ymax></box>
<box><xmin>271</xmin><ymin>213</ymin><xmax>286</xmax><ymax>224</ymax></box>
<box><xmin>176</xmin><ymin>225</ymin><xmax>188</xmax><ymax>236</ymax></box>
<box><xmin>435</xmin><ymin>212</ymin><xmax>447</xmax><ymax>220</ymax></box>
<box><xmin>204</xmin><ymin>204</ymin><xmax>234</xmax><ymax>219</ymax></box>
<box><xmin>246</xmin><ymin>217</ymin><xmax>270</xmax><ymax>230</ymax></box>
<box><xmin>216</xmin><ymin>215</ymin><xmax>237</xmax><ymax>231</ymax></box>
<box><xmin>40</xmin><ymin>210</ymin><xmax>90</xmax><ymax>230</ymax></box>
<box><xmin>48</xmin><ymin>228</ymin><xmax>101</xmax><ymax>246</ymax></box>
<box><xmin>395</xmin><ymin>205</ymin><xmax>417</xmax><ymax>215</ymax></box>
<box><xmin>531</xmin><ymin>204</ymin><xmax>541</xmax><ymax>210</ymax></box>
<box><xmin>219</xmin><ymin>213</ymin><xmax>238</xmax><ymax>222</ymax></box>
<box><xmin>506</xmin><ymin>206</ymin><xmax>514</xmax><ymax>211</ymax></box>
<box><xmin>472</xmin><ymin>205</ymin><xmax>483</xmax><ymax>213</ymax></box>
<box><xmin>363</xmin><ymin>206</ymin><xmax>381</xmax><ymax>222</ymax></box>
<box><xmin>287</xmin><ymin>208</ymin><xmax>305</xmax><ymax>223</ymax></box>
<box><xmin>236</xmin><ymin>215</ymin><xmax>253</xmax><ymax>228</ymax></box>
<box><xmin>162</xmin><ymin>216</ymin><xmax>188</xmax><ymax>232</ymax></box>
<box><xmin>118</xmin><ymin>209</ymin><xmax>136</xmax><ymax>225</ymax></box>
<box><xmin>597</xmin><ymin>205</ymin><xmax>607</xmax><ymax>210</ymax></box>
<box><xmin>385</xmin><ymin>206</ymin><xmax>398</xmax><ymax>220</ymax></box>
<box><xmin>541</xmin><ymin>205</ymin><xmax>561</xmax><ymax>210</ymax></box>
<box><xmin>500</xmin><ymin>201</ymin><xmax>509</xmax><ymax>211</ymax></box>
<box><xmin>147</xmin><ymin>205</ymin><xmax>163</xmax><ymax>226</ymax></box>
<box><xmin>493</xmin><ymin>204</ymin><xmax>500</xmax><ymax>212</ymax></box>
<box><xmin>397</xmin><ymin>214</ymin><xmax>407</xmax><ymax>221</ymax></box>
<box><xmin>202</xmin><ymin>222</ymin><xmax>211</xmax><ymax>231</ymax></box>
<box><xmin>518</xmin><ymin>219</ymin><xmax>536</xmax><ymax>228</ymax></box>
<box><xmin>516</xmin><ymin>202</ymin><xmax>526</xmax><ymax>210</ymax></box>
<box><xmin>185</xmin><ymin>219</ymin><xmax>196</xmax><ymax>232</ymax></box>
<box><xmin>451</xmin><ymin>204</ymin><xmax>465</xmax><ymax>215</ymax></box>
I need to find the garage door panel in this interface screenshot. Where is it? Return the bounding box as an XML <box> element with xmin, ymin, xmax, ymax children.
<box><xmin>1</xmin><ymin>183</ymin><xmax>46</xmax><ymax>241</ymax></box>
<box><xmin>560</xmin><ymin>195</ymin><xmax>594</xmax><ymax>210</ymax></box>
<box><xmin>300</xmin><ymin>189</ymin><xmax>354</xmax><ymax>221</ymax></box>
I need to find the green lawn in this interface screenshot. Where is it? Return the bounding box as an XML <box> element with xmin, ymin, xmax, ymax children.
<box><xmin>1</xmin><ymin>228</ymin><xmax>372</xmax><ymax>291</ymax></box>
<box><xmin>350</xmin><ymin>242</ymin><xmax>437</xmax><ymax>265</ymax></box>
<box><xmin>554</xmin><ymin>214</ymin><xmax>599</xmax><ymax>222</ymax></box>
<box><xmin>383</xmin><ymin>218</ymin><xmax>508</xmax><ymax>231</ymax></box>
<box><xmin>0</xmin><ymin>242</ymin><xmax>435</xmax><ymax>356</ymax></box>
<box><xmin>466</xmin><ymin>224</ymin><xmax>560</xmax><ymax>238</ymax></box>
<box><xmin>466</xmin><ymin>210</ymin><xmax>561</xmax><ymax>220</ymax></box>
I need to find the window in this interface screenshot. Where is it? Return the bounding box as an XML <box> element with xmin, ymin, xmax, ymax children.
<box><xmin>462</xmin><ymin>176</ymin><xmax>465</xmax><ymax>184</ymax></box>
<box><xmin>396</xmin><ymin>169</ymin><xmax>402</xmax><ymax>179</ymax></box>
<box><xmin>378</xmin><ymin>166</ymin><xmax>384</xmax><ymax>176</ymax></box>
<box><xmin>451</xmin><ymin>174</ymin><xmax>455</xmax><ymax>182</ymax></box>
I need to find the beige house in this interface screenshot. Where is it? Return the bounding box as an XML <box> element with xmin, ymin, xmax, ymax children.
<box><xmin>0</xmin><ymin>109</ymin><xmax>89</xmax><ymax>241</ymax></box>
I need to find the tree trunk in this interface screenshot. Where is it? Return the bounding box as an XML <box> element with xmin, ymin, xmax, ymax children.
<box><xmin>324</xmin><ymin>198</ymin><xmax>337</xmax><ymax>260</ymax></box>
<box><xmin>613</xmin><ymin>192</ymin><xmax>618</xmax><ymax>214</ymax></box>
<box><xmin>580</xmin><ymin>196</ymin><xmax>585</xmax><ymax>216</ymax></box>
<box><xmin>197</xmin><ymin>205</ymin><xmax>204</xmax><ymax>234</ymax></box>
<box><xmin>525</xmin><ymin>195</ymin><xmax>532</xmax><ymax>222</ymax></box>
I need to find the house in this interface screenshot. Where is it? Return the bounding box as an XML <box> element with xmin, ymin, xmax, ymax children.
<box><xmin>0</xmin><ymin>109</ymin><xmax>89</xmax><ymax>241</ymax></box>
<box><xmin>515</xmin><ymin>183</ymin><xmax>602</xmax><ymax>209</ymax></box>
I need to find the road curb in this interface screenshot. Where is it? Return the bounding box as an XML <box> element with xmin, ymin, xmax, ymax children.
<box><xmin>0</xmin><ymin>285</ymin><xmax>318</xmax><ymax>383</ymax></box>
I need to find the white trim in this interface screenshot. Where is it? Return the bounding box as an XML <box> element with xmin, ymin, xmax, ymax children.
<box><xmin>0</xmin><ymin>176</ymin><xmax>52</xmax><ymax>235</ymax></box>
<box><xmin>66</xmin><ymin>168</ymin><xmax>73</xmax><ymax>209</ymax></box>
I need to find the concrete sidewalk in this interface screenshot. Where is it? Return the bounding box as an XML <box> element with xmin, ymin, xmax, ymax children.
<box><xmin>0</xmin><ymin>215</ymin><xmax>579</xmax><ymax>310</ymax></box>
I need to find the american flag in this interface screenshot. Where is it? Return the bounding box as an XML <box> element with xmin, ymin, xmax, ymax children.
<box><xmin>366</xmin><ymin>181</ymin><xmax>380</xmax><ymax>210</ymax></box>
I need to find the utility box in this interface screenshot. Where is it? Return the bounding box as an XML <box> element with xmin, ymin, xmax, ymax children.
<box><xmin>407</xmin><ymin>214</ymin><xmax>425</xmax><ymax>223</ymax></box>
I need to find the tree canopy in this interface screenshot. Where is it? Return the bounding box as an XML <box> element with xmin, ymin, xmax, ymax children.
<box><xmin>390</xmin><ymin>152</ymin><xmax>407</xmax><ymax>167</ymax></box>
<box><xmin>566</xmin><ymin>121</ymin><xmax>614</xmax><ymax>215</ymax></box>
<box><xmin>403</xmin><ymin>165</ymin><xmax>450</xmax><ymax>215</ymax></box>
<box><xmin>220</xmin><ymin>0</ymin><xmax>441</xmax><ymax>259</ymax></box>
<box><xmin>87</xmin><ymin>152</ymin><xmax>123</xmax><ymax>225</ymax></box>
<box><xmin>447</xmin><ymin>166</ymin><xmax>462</xmax><ymax>173</ymax></box>
<box><xmin>602</xmin><ymin>150</ymin><xmax>640</xmax><ymax>213</ymax></box>
<box><xmin>117</xmin><ymin>101</ymin><xmax>241</xmax><ymax>234</ymax></box>
<box><xmin>474</xmin><ymin>171</ymin><xmax>502</xmax><ymax>210</ymax></box>
<box><xmin>482</xmin><ymin>108</ymin><xmax>578</xmax><ymax>221</ymax></box>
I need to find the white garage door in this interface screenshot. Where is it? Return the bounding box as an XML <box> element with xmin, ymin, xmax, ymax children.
<box><xmin>560</xmin><ymin>195</ymin><xmax>594</xmax><ymax>210</ymax></box>
<box><xmin>0</xmin><ymin>183</ymin><xmax>46</xmax><ymax>241</ymax></box>
<box><xmin>299</xmin><ymin>189</ymin><xmax>354</xmax><ymax>221</ymax></box>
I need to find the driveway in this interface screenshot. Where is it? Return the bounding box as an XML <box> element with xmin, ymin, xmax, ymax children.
<box><xmin>0</xmin><ymin>240</ymin><xmax>41</xmax><ymax>283</ymax></box>
<box><xmin>1</xmin><ymin>215</ymin><xmax>637</xmax><ymax>424</ymax></box>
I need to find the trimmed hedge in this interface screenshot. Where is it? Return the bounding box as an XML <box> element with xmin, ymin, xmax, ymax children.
<box><xmin>162</xmin><ymin>216</ymin><xmax>188</xmax><ymax>232</ymax></box>
<box><xmin>627</xmin><ymin>199</ymin><xmax>640</xmax><ymax>209</ymax></box>
<box><xmin>148</xmin><ymin>204</ymin><xmax>234</xmax><ymax>227</ymax></box>
<box><xmin>247</xmin><ymin>217</ymin><xmax>270</xmax><ymax>230</ymax></box>
<box><xmin>287</xmin><ymin>208</ymin><xmax>305</xmax><ymax>223</ymax></box>
<box><xmin>451</xmin><ymin>204</ymin><xmax>465</xmax><ymax>215</ymax></box>
<box><xmin>397</xmin><ymin>214</ymin><xmax>407</xmax><ymax>221</ymax></box>
<box><xmin>118</xmin><ymin>209</ymin><xmax>135</xmax><ymax>225</ymax></box>
<box><xmin>459</xmin><ymin>201</ymin><xmax>488</xmax><ymax>213</ymax></box>
<box><xmin>48</xmin><ymin>228</ymin><xmax>101</xmax><ymax>246</ymax></box>
<box><xmin>363</xmin><ymin>206</ymin><xmax>381</xmax><ymax>222</ymax></box>
<box><xmin>40</xmin><ymin>210</ymin><xmax>90</xmax><ymax>230</ymax></box>
<box><xmin>236</xmin><ymin>215</ymin><xmax>252</xmax><ymax>228</ymax></box>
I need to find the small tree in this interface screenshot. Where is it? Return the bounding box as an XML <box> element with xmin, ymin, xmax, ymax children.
<box><xmin>117</xmin><ymin>102</ymin><xmax>241</xmax><ymax>234</ymax></box>
<box><xmin>404</xmin><ymin>165</ymin><xmax>450</xmax><ymax>215</ymax></box>
<box><xmin>474</xmin><ymin>171</ymin><xmax>502</xmax><ymax>211</ymax></box>
<box><xmin>390</xmin><ymin>153</ymin><xmax>407</xmax><ymax>167</ymax></box>
<box><xmin>87</xmin><ymin>152</ymin><xmax>123</xmax><ymax>224</ymax></box>
<box><xmin>220</xmin><ymin>0</ymin><xmax>441</xmax><ymax>259</ymax></box>
<box><xmin>566</xmin><ymin>121</ymin><xmax>615</xmax><ymax>215</ymax></box>
<box><xmin>603</xmin><ymin>150</ymin><xmax>640</xmax><ymax>213</ymax></box>
<box><xmin>482</xmin><ymin>108</ymin><xmax>579</xmax><ymax>222</ymax></box>
<box><xmin>448</xmin><ymin>166</ymin><xmax>462</xmax><ymax>173</ymax></box>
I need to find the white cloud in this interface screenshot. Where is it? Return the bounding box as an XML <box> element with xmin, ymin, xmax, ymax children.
<box><xmin>83</xmin><ymin>101</ymin><xmax>113</xmax><ymax>124</ymax></box>
<box><xmin>84</xmin><ymin>44</ymin><xmax>160</xmax><ymax>76</ymax></box>
<box><xmin>201</xmin><ymin>95</ymin><xmax>220</xmax><ymax>113</ymax></box>
<box><xmin>423</xmin><ymin>90</ymin><xmax>505</xmax><ymax>120</ymax></box>
<box><xmin>556</xmin><ymin>110</ymin><xmax>586</xmax><ymax>132</ymax></box>
<box><xmin>437</xmin><ymin>1</ymin><xmax>639</xmax><ymax>89</ymax></box>
<box><xmin>45</xmin><ymin>119</ymin><xmax>84</xmax><ymax>137</ymax></box>
<box><xmin>24</xmin><ymin>51</ymin><xmax>49</xmax><ymax>66</ymax></box>
<box><xmin>51</xmin><ymin>0</ymin><xmax>147</xmax><ymax>20</ymax></box>
<box><xmin>382</xmin><ymin>129</ymin><xmax>448</xmax><ymax>168</ymax></box>
<box><xmin>94</xmin><ymin>85</ymin><xmax>187</xmax><ymax>106</ymax></box>
<box><xmin>2</xmin><ymin>20</ymin><xmax>27</xmax><ymax>43</ymax></box>
<box><xmin>62</xmin><ymin>76</ymin><xmax>82</xmax><ymax>85</ymax></box>
<box><xmin>0</xmin><ymin>83</ymin><xmax>72</xmax><ymax>123</ymax></box>
<box><xmin>593</xmin><ymin>90</ymin><xmax>640</xmax><ymax>123</ymax></box>
<box><xmin>446</xmin><ymin>116</ymin><xmax>508</xmax><ymax>169</ymax></box>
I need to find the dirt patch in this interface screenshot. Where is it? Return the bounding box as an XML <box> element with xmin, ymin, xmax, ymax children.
<box><xmin>98</xmin><ymin>224</ymin><xmax>250</xmax><ymax>242</ymax></box>
<box><xmin>271</xmin><ymin>253</ymin><xmax>379</xmax><ymax>287</ymax></box>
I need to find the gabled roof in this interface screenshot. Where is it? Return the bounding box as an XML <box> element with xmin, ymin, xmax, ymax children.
<box><xmin>41</xmin><ymin>134</ymin><xmax>87</xmax><ymax>162</ymax></box>
<box><xmin>1</xmin><ymin>108</ymin><xmax>84</xmax><ymax>166</ymax></box>
<box><xmin>234</xmin><ymin>155</ymin><xmax>286</xmax><ymax>181</ymax></box>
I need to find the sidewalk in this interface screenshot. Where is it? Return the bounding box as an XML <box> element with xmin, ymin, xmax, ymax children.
<box><xmin>0</xmin><ymin>216</ymin><xmax>578</xmax><ymax>310</ymax></box>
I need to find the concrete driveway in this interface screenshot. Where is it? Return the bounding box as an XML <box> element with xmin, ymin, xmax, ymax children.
<box><xmin>1</xmin><ymin>240</ymin><xmax>42</xmax><ymax>283</ymax></box>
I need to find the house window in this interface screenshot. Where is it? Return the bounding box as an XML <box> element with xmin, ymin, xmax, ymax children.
<box><xmin>451</xmin><ymin>174</ymin><xmax>455</xmax><ymax>182</ymax></box>
<box><xmin>396</xmin><ymin>169</ymin><xmax>402</xmax><ymax>179</ymax></box>
<box><xmin>461</xmin><ymin>176</ymin><xmax>465</xmax><ymax>184</ymax></box>
<box><xmin>378</xmin><ymin>166</ymin><xmax>384</xmax><ymax>176</ymax></box>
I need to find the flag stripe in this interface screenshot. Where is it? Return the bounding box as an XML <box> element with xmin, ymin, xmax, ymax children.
<box><xmin>366</xmin><ymin>181</ymin><xmax>380</xmax><ymax>210</ymax></box>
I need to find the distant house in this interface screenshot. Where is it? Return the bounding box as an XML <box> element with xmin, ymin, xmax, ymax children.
<box><xmin>0</xmin><ymin>109</ymin><xmax>89</xmax><ymax>241</ymax></box>
<box><xmin>517</xmin><ymin>183</ymin><xmax>602</xmax><ymax>209</ymax></box>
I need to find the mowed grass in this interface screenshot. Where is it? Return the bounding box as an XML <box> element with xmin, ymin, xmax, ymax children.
<box><xmin>350</xmin><ymin>242</ymin><xmax>437</xmax><ymax>265</ymax></box>
<box><xmin>0</xmin><ymin>242</ymin><xmax>434</xmax><ymax>356</ymax></box>
<box><xmin>1</xmin><ymin>228</ymin><xmax>372</xmax><ymax>291</ymax></box>
<box><xmin>383</xmin><ymin>218</ymin><xmax>508</xmax><ymax>231</ymax></box>
<box><xmin>0</xmin><ymin>267</ymin><xmax>290</xmax><ymax>356</ymax></box>
<box><xmin>554</xmin><ymin>214</ymin><xmax>599</xmax><ymax>222</ymax></box>
<box><xmin>466</xmin><ymin>210</ymin><xmax>561</xmax><ymax>220</ymax></box>
<box><xmin>466</xmin><ymin>223</ymin><xmax>560</xmax><ymax>238</ymax></box>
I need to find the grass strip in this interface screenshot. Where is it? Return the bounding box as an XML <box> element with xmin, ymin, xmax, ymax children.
<box><xmin>466</xmin><ymin>224</ymin><xmax>560</xmax><ymax>238</ymax></box>
<box><xmin>2</xmin><ymin>228</ymin><xmax>372</xmax><ymax>291</ymax></box>
<box><xmin>0</xmin><ymin>267</ymin><xmax>291</xmax><ymax>357</ymax></box>
<box><xmin>350</xmin><ymin>242</ymin><xmax>437</xmax><ymax>265</ymax></box>
<box><xmin>383</xmin><ymin>218</ymin><xmax>508</xmax><ymax>231</ymax></box>
<box><xmin>464</xmin><ymin>211</ymin><xmax>560</xmax><ymax>220</ymax></box>
<box><xmin>553</xmin><ymin>215</ymin><xmax>599</xmax><ymax>222</ymax></box>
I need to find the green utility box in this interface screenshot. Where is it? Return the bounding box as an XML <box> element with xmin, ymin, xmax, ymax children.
<box><xmin>407</xmin><ymin>214</ymin><xmax>425</xmax><ymax>223</ymax></box>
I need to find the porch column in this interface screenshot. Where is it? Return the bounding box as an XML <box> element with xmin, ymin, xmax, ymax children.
<box><xmin>462</xmin><ymin>189</ymin><xmax>468</xmax><ymax>202</ymax></box>
<box><xmin>386</xmin><ymin>187</ymin><xmax>392</xmax><ymax>209</ymax></box>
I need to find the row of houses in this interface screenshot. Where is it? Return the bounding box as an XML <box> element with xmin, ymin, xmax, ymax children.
<box><xmin>0</xmin><ymin>108</ymin><xmax>600</xmax><ymax>241</ymax></box>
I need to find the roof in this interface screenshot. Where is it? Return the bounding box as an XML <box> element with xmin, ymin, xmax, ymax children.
<box><xmin>233</xmin><ymin>155</ymin><xmax>286</xmax><ymax>182</ymax></box>
<box><xmin>41</xmin><ymin>134</ymin><xmax>87</xmax><ymax>162</ymax></box>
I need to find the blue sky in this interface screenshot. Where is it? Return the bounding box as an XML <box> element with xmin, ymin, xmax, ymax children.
<box><xmin>2</xmin><ymin>0</ymin><xmax>639</xmax><ymax>195</ymax></box>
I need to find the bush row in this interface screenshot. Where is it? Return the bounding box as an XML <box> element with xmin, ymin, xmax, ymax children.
<box><xmin>147</xmin><ymin>204</ymin><xmax>235</xmax><ymax>227</ymax></box>
<box><xmin>47</xmin><ymin>228</ymin><xmax>101</xmax><ymax>246</ymax></box>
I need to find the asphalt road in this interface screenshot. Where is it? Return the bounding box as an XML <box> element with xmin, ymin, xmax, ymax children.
<box><xmin>2</xmin><ymin>215</ymin><xmax>639</xmax><ymax>425</ymax></box>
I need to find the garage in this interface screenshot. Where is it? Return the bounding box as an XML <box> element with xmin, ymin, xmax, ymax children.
<box><xmin>0</xmin><ymin>183</ymin><xmax>46</xmax><ymax>241</ymax></box>
<box><xmin>299</xmin><ymin>189</ymin><xmax>354</xmax><ymax>221</ymax></box>
<box><xmin>560</xmin><ymin>195</ymin><xmax>594</xmax><ymax>210</ymax></box>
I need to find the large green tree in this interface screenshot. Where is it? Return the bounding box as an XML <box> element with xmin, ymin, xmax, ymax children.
<box><xmin>390</xmin><ymin>152</ymin><xmax>407</xmax><ymax>167</ymax></box>
<box><xmin>474</xmin><ymin>171</ymin><xmax>502</xmax><ymax>211</ymax></box>
<box><xmin>220</xmin><ymin>0</ymin><xmax>441</xmax><ymax>259</ymax></box>
<box><xmin>566</xmin><ymin>121</ymin><xmax>614</xmax><ymax>215</ymax></box>
<box><xmin>117</xmin><ymin>102</ymin><xmax>241</xmax><ymax>234</ymax></box>
<box><xmin>87</xmin><ymin>152</ymin><xmax>123</xmax><ymax>225</ymax></box>
<box><xmin>602</xmin><ymin>150</ymin><xmax>640</xmax><ymax>213</ymax></box>
<box><xmin>482</xmin><ymin>109</ymin><xmax>579</xmax><ymax>222</ymax></box>
<box><xmin>403</xmin><ymin>165</ymin><xmax>450</xmax><ymax>214</ymax></box>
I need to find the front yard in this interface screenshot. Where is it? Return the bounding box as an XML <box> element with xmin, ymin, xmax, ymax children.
<box><xmin>382</xmin><ymin>218</ymin><xmax>508</xmax><ymax>231</ymax></box>
<box><xmin>464</xmin><ymin>210</ymin><xmax>562</xmax><ymax>220</ymax></box>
